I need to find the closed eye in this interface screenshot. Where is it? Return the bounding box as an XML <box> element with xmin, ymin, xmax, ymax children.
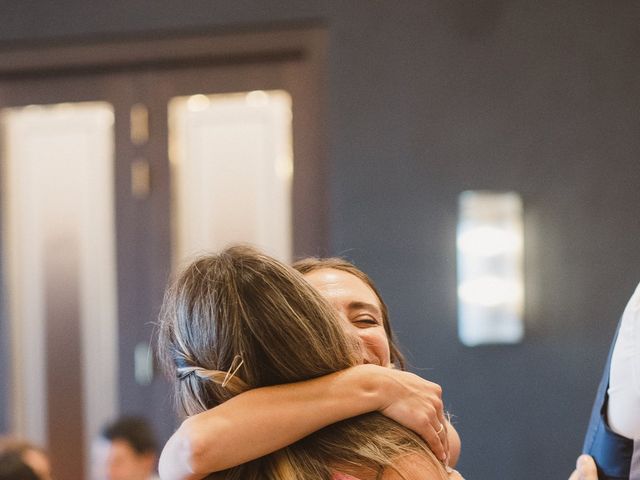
<box><xmin>354</xmin><ymin>317</ymin><xmax>379</xmax><ymax>326</ymax></box>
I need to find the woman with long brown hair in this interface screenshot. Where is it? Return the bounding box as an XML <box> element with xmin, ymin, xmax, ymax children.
<box><xmin>157</xmin><ymin>246</ymin><xmax>462</xmax><ymax>479</ymax></box>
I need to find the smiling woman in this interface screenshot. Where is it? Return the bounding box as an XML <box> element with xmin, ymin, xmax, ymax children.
<box><xmin>295</xmin><ymin>260</ymin><xmax>397</xmax><ymax>369</ymax></box>
<box><xmin>157</xmin><ymin>248</ymin><xmax>460</xmax><ymax>480</ymax></box>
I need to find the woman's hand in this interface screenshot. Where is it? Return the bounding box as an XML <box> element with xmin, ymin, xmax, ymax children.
<box><xmin>360</xmin><ymin>365</ymin><xmax>460</xmax><ymax>465</ymax></box>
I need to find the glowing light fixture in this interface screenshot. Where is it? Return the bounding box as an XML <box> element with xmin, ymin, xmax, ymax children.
<box><xmin>245</xmin><ymin>90</ymin><xmax>270</xmax><ymax>107</ymax></box>
<box><xmin>187</xmin><ymin>94</ymin><xmax>210</xmax><ymax>112</ymax></box>
<box><xmin>457</xmin><ymin>191</ymin><xmax>524</xmax><ymax>346</ymax></box>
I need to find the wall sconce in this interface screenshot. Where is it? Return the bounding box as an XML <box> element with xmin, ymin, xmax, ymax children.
<box><xmin>457</xmin><ymin>191</ymin><xmax>524</xmax><ymax>346</ymax></box>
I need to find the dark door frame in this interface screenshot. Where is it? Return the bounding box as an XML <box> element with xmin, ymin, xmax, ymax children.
<box><xmin>0</xmin><ymin>25</ymin><xmax>329</xmax><ymax>257</ymax></box>
<box><xmin>0</xmin><ymin>26</ymin><xmax>327</xmax><ymax>79</ymax></box>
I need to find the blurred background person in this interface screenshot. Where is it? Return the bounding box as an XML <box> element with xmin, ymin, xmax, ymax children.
<box><xmin>92</xmin><ymin>417</ymin><xmax>159</xmax><ymax>480</ymax></box>
<box><xmin>0</xmin><ymin>438</ymin><xmax>52</xmax><ymax>480</ymax></box>
<box><xmin>0</xmin><ymin>451</ymin><xmax>39</xmax><ymax>480</ymax></box>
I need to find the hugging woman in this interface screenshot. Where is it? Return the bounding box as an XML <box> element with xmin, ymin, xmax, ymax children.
<box><xmin>157</xmin><ymin>246</ymin><xmax>462</xmax><ymax>480</ymax></box>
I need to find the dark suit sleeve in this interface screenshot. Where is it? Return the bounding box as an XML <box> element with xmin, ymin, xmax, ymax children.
<box><xmin>583</xmin><ymin>318</ymin><xmax>634</xmax><ymax>480</ymax></box>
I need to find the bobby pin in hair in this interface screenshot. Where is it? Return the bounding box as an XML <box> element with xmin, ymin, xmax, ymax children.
<box><xmin>222</xmin><ymin>354</ymin><xmax>244</xmax><ymax>388</ymax></box>
<box><xmin>175</xmin><ymin>354</ymin><xmax>245</xmax><ymax>386</ymax></box>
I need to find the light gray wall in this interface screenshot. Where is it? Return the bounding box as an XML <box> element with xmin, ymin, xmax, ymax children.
<box><xmin>1</xmin><ymin>1</ymin><xmax>639</xmax><ymax>478</ymax></box>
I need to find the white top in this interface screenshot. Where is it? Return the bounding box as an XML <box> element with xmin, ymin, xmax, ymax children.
<box><xmin>607</xmin><ymin>281</ymin><xmax>640</xmax><ymax>439</ymax></box>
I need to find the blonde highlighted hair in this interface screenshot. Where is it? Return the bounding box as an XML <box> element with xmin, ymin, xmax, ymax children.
<box><xmin>157</xmin><ymin>246</ymin><xmax>446</xmax><ymax>479</ymax></box>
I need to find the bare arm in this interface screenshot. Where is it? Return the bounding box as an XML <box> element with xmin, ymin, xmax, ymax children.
<box><xmin>159</xmin><ymin>364</ymin><xmax>458</xmax><ymax>480</ymax></box>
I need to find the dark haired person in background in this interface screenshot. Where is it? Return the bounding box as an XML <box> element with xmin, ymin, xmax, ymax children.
<box><xmin>0</xmin><ymin>438</ymin><xmax>51</xmax><ymax>480</ymax></box>
<box><xmin>0</xmin><ymin>450</ymin><xmax>41</xmax><ymax>480</ymax></box>
<box><xmin>92</xmin><ymin>416</ymin><xmax>159</xmax><ymax>480</ymax></box>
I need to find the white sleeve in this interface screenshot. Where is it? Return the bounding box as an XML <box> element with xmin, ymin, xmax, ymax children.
<box><xmin>607</xmin><ymin>281</ymin><xmax>640</xmax><ymax>439</ymax></box>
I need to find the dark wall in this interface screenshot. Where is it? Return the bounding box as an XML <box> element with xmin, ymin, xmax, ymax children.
<box><xmin>1</xmin><ymin>1</ymin><xmax>639</xmax><ymax>479</ymax></box>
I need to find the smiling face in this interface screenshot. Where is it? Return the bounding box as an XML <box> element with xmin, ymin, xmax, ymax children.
<box><xmin>303</xmin><ymin>268</ymin><xmax>392</xmax><ymax>367</ymax></box>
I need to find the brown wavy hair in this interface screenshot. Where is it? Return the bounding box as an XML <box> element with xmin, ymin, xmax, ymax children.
<box><xmin>157</xmin><ymin>245</ymin><xmax>445</xmax><ymax>480</ymax></box>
